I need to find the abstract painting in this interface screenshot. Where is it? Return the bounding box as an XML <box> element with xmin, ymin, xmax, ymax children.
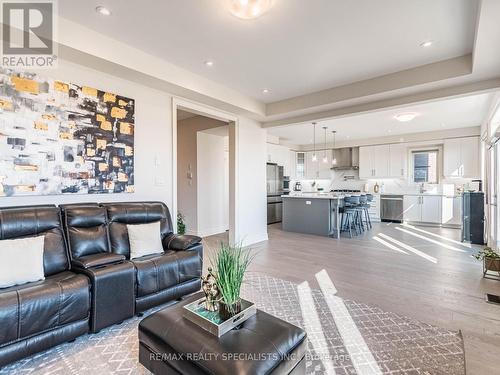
<box><xmin>0</xmin><ymin>68</ymin><xmax>135</xmax><ymax>196</ymax></box>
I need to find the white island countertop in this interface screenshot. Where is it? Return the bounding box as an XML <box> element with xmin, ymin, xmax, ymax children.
<box><xmin>282</xmin><ymin>193</ymin><xmax>345</xmax><ymax>199</ymax></box>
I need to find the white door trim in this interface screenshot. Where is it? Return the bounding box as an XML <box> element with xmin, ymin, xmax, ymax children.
<box><xmin>172</xmin><ymin>97</ymin><xmax>239</xmax><ymax>243</ymax></box>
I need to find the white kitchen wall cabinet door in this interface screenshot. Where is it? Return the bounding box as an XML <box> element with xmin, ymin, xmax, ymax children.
<box><xmin>305</xmin><ymin>151</ymin><xmax>319</xmax><ymax>179</ymax></box>
<box><xmin>373</xmin><ymin>145</ymin><xmax>390</xmax><ymax>177</ymax></box>
<box><xmin>443</xmin><ymin>138</ymin><xmax>462</xmax><ymax>177</ymax></box>
<box><xmin>403</xmin><ymin>196</ymin><xmax>421</xmax><ymax>222</ymax></box>
<box><xmin>295</xmin><ymin>152</ymin><xmax>306</xmax><ymax>179</ymax></box>
<box><xmin>289</xmin><ymin>151</ymin><xmax>297</xmax><ymax>179</ymax></box>
<box><xmin>420</xmin><ymin>196</ymin><xmax>442</xmax><ymax>223</ymax></box>
<box><xmin>389</xmin><ymin>144</ymin><xmax>408</xmax><ymax>178</ymax></box>
<box><xmin>359</xmin><ymin>146</ymin><xmax>374</xmax><ymax>179</ymax></box>
<box><xmin>461</xmin><ymin>137</ymin><xmax>480</xmax><ymax>178</ymax></box>
<box><xmin>443</xmin><ymin>137</ymin><xmax>480</xmax><ymax>178</ymax></box>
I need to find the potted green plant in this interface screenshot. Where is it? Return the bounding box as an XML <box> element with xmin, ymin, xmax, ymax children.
<box><xmin>211</xmin><ymin>242</ymin><xmax>253</xmax><ymax>320</ymax></box>
<box><xmin>177</xmin><ymin>212</ymin><xmax>186</xmax><ymax>235</ymax></box>
<box><xmin>473</xmin><ymin>247</ymin><xmax>500</xmax><ymax>279</ymax></box>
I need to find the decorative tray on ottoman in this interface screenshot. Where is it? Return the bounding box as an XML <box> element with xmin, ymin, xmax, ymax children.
<box><xmin>183</xmin><ymin>297</ymin><xmax>256</xmax><ymax>337</ymax></box>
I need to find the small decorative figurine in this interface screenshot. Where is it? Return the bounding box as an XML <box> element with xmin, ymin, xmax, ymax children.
<box><xmin>202</xmin><ymin>268</ymin><xmax>220</xmax><ymax>312</ymax></box>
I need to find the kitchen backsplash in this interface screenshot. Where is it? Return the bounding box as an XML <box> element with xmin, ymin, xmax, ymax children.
<box><xmin>291</xmin><ymin>170</ymin><xmax>478</xmax><ymax>195</ymax></box>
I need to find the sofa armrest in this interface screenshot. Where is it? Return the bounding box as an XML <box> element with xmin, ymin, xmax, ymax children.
<box><xmin>163</xmin><ymin>234</ymin><xmax>202</xmax><ymax>251</ymax></box>
<box><xmin>72</xmin><ymin>253</ymin><xmax>126</xmax><ymax>269</ymax></box>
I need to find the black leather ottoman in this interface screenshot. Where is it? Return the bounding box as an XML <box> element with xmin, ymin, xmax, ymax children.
<box><xmin>139</xmin><ymin>293</ymin><xmax>307</xmax><ymax>375</ymax></box>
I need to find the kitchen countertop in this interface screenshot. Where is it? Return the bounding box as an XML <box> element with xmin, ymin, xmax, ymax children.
<box><xmin>282</xmin><ymin>193</ymin><xmax>344</xmax><ymax>200</ymax></box>
<box><xmin>284</xmin><ymin>192</ymin><xmax>463</xmax><ymax>198</ymax></box>
<box><xmin>378</xmin><ymin>193</ymin><xmax>462</xmax><ymax>197</ymax></box>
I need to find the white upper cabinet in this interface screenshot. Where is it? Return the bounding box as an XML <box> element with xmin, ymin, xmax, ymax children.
<box><xmin>443</xmin><ymin>138</ymin><xmax>462</xmax><ymax>177</ymax></box>
<box><xmin>267</xmin><ymin>143</ymin><xmax>292</xmax><ymax>176</ymax></box>
<box><xmin>305</xmin><ymin>151</ymin><xmax>318</xmax><ymax>179</ymax></box>
<box><xmin>359</xmin><ymin>145</ymin><xmax>390</xmax><ymax>179</ymax></box>
<box><xmin>389</xmin><ymin>144</ymin><xmax>408</xmax><ymax>178</ymax></box>
<box><xmin>358</xmin><ymin>146</ymin><xmax>373</xmax><ymax>179</ymax></box>
<box><xmin>460</xmin><ymin>137</ymin><xmax>480</xmax><ymax>178</ymax></box>
<box><xmin>443</xmin><ymin>137</ymin><xmax>480</xmax><ymax>178</ymax></box>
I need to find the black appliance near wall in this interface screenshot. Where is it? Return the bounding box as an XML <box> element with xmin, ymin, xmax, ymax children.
<box><xmin>462</xmin><ymin>191</ymin><xmax>485</xmax><ymax>245</ymax></box>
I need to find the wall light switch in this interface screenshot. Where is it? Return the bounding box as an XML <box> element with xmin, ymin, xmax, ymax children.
<box><xmin>155</xmin><ymin>176</ymin><xmax>166</xmax><ymax>186</ymax></box>
<box><xmin>306</xmin><ymin>201</ymin><xmax>311</xmax><ymax>205</ymax></box>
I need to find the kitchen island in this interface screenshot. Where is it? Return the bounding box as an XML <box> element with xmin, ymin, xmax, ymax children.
<box><xmin>282</xmin><ymin>193</ymin><xmax>344</xmax><ymax>238</ymax></box>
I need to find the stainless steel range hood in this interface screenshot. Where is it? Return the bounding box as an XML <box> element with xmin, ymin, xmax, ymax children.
<box><xmin>330</xmin><ymin>147</ymin><xmax>359</xmax><ymax>170</ymax></box>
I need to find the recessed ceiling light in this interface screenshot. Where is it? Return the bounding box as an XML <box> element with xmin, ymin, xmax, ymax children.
<box><xmin>262</xmin><ymin>88</ymin><xmax>270</xmax><ymax>94</ymax></box>
<box><xmin>95</xmin><ymin>6</ymin><xmax>111</xmax><ymax>16</ymax></box>
<box><xmin>226</xmin><ymin>0</ymin><xmax>274</xmax><ymax>20</ymax></box>
<box><xmin>394</xmin><ymin>112</ymin><xmax>418</xmax><ymax>122</ymax></box>
<box><xmin>420</xmin><ymin>40</ymin><xmax>433</xmax><ymax>48</ymax></box>
<box><xmin>204</xmin><ymin>60</ymin><xmax>214</xmax><ymax>67</ymax></box>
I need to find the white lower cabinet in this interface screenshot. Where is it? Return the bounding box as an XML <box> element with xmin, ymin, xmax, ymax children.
<box><xmin>441</xmin><ymin>196</ymin><xmax>462</xmax><ymax>226</ymax></box>
<box><xmin>420</xmin><ymin>196</ymin><xmax>442</xmax><ymax>223</ymax></box>
<box><xmin>368</xmin><ymin>194</ymin><xmax>381</xmax><ymax>222</ymax></box>
<box><xmin>403</xmin><ymin>196</ymin><xmax>421</xmax><ymax>222</ymax></box>
<box><xmin>403</xmin><ymin>195</ymin><xmax>442</xmax><ymax>224</ymax></box>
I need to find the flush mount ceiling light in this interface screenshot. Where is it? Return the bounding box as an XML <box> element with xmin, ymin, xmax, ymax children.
<box><xmin>225</xmin><ymin>0</ymin><xmax>274</xmax><ymax>20</ymax></box>
<box><xmin>420</xmin><ymin>40</ymin><xmax>433</xmax><ymax>48</ymax></box>
<box><xmin>95</xmin><ymin>6</ymin><xmax>111</xmax><ymax>16</ymax></box>
<box><xmin>204</xmin><ymin>60</ymin><xmax>214</xmax><ymax>67</ymax></box>
<box><xmin>262</xmin><ymin>88</ymin><xmax>270</xmax><ymax>94</ymax></box>
<box><xmin>394</xmin><ymin>112</ymin><xmax>418</xmax><ymax>122</ymax></box>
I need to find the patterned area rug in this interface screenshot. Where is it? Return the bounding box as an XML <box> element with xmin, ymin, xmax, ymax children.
<box><xmin>0</xmin><ymin>273</ymin><xmax>465</xmax><ymax>375</ymax></box>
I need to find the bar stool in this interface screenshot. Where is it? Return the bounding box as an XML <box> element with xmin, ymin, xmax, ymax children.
<box><xmin>341</xmin><ymin>195</ymin><xmax>360</xmax><ymax>238</ymax></box>
<box><xmin>357</xmin><ymin>194</ymin><xmax>372</xmax><ymax>231</ymax></box>
<box><xmin>365</xmin><ymin>194</ymin><xmax>373</xmax><ymax>229</ymax></box>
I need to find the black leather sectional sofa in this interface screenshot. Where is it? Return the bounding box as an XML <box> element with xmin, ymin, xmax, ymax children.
<box><xmin>0</xmin><ymin>201</ymin><xmax>203</xmax><ymax>367</ymax></box>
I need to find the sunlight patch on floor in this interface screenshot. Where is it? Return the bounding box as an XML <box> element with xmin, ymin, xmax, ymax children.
<box><xmin>297</xmin><ymin>281</ymin><xmax>337</xmax><ymax>374</ymax></box>
<box><xmin>315</xmin><ymin>270</ymin><xmax>383</xmax><ymax>375</ymax></box>
<box><xmin>395</xmin><ymin>227</ymin><xmax>467</xmax><ymax>252</ymax></box>
<box><xmin>373</xmin><ymin>236</ymin><xmax>409</xmax><ymax>254</ymax></box>
<box><xmin>401</xmin><ymin>223</ymin><xmax>471</xmax><ymax>248</ymax></box>
<box><xmin>378</xmin><ymin>233</ymin><xmax>437</xmax><ymax>264</ymax></box>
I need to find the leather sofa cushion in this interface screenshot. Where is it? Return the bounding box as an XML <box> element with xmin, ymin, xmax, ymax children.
<box><xmin>0</xmin><ymin>206</ymin><xmax>69</xmax><ymax>276</ymax></box>
<box><xmin>139</xmin><ymin>292</ymin><xmax>307</xmax><ymax>375</ymax></box>
<box><xmin>62</xmin><ymin>205</ymin><xmax>109</xmax><ymax>258</ymax></box>
<box><xmin>102</xmin><ymin>202</ymin><xmax>173</xmax><ymax>259</ymax></box>
<box><xmin>71</xmin><ymin>253</ymin><xmax>126</xmax><ymax>269</ymax></box>
<box><xmin>0</xmin><ymin>271</ymin><xmax>90</xmax><ymax>347</ymax></box>
<box><xmin>163</xmin><ymin>234</ymin><xmax>202</xmax><ymax>251</ymax></box>
<box><xmin>132</xmin><ymin>251</ymin><xmax>201</xmax><ymax>298</ymax></box>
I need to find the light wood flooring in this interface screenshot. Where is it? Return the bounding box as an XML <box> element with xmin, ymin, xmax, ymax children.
<box><xmin>203</xmin><ymin>222</ymin><xmax>500</xmax><ymax>375</ymax></box>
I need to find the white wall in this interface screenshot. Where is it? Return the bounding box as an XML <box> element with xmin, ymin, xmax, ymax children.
<box><xmin>197</xmin><ymin>132</ymin><xmax>229</xmax><ymax>236</ymax></box>
<box><xmin>0</xmin><ymin>59</ymin><xmax>172</xmax><ymax>208</ymax></box>
<box><xmin>237</xmin><ymin>118</ymin><xmax>268</xmax><ymax>246</ymax></box>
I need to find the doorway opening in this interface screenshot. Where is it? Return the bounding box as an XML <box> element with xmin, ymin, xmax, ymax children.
<box><xmin>173</xmin><ymin>99</ymin><xmax>238</xmax><ymax>243</ymax></box>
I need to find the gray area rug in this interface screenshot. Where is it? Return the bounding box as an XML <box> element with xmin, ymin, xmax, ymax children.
<box><xmin>0</xmin><ymin>273</ymin><xmax>465</xmax><ymax>375</ymax></box>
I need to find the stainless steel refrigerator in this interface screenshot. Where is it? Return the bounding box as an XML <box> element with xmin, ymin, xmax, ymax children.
<box><xmin>267</xmin><ymin>163</ymin><xmax>284</xmax><ymax>224</ymax></box>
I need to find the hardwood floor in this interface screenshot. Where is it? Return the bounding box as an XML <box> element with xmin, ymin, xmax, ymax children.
<box><xmin>203</xmin><ymin>222</ymin><xmax>500</xmax><ymax>375</ymax></box>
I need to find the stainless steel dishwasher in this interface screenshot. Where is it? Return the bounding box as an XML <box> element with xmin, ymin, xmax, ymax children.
<box><xmin>380</xmin><ymin>195</ymin><xmax>404</xmax><ymax>223</ymax></box>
